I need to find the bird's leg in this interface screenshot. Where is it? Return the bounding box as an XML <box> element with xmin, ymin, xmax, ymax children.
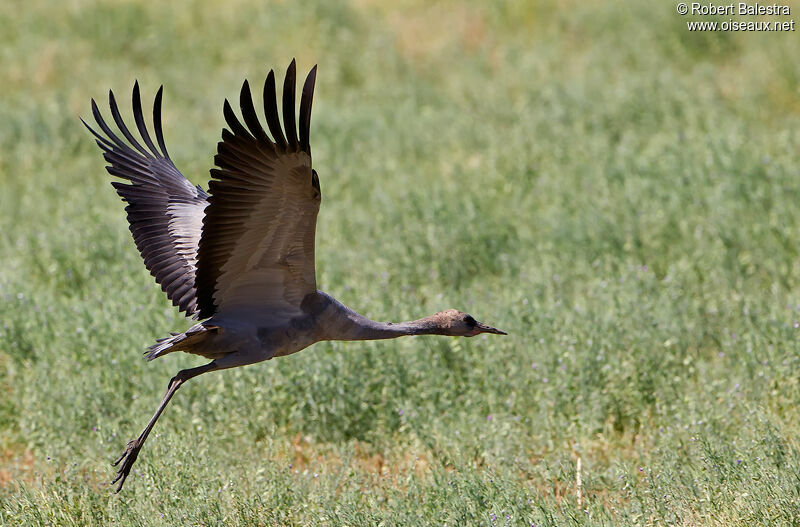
<box><xmin>111</xmin><ymin>361</ymin><xmax>218</xmax><ymax>493</ymax></box>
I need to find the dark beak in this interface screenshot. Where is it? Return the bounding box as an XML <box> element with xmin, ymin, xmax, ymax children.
<box><xmin>477</xmin><ymin>322</ymin><xmax>507</xmax><ymax>335</ymax></box>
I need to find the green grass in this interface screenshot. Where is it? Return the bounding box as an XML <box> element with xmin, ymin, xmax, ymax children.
<box><xmin>2</xmin><ymin>0</ymin><xmax>800</xmax><ymax>524</ymax></box>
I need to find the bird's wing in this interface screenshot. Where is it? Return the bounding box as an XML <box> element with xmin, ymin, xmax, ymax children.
<box><xmin>83</xmin><ymin>84</ymin><xmax>207</xmax><ymax>317</ymax></box>
<box><xmin>195</xmin><ymin>61</ymin><xmax>320</xmax><ymax>320</ymax></box>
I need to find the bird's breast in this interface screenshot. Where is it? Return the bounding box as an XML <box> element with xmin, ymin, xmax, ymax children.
<box><xmin>256</xmin><ymin>324</ymin><xmax>318</xmax><ymax>359</ymax></box>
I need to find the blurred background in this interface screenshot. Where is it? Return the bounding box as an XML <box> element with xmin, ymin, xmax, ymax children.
<box><xmin>1</xmin><ymin>0</ymin><xmax>800</xmax><ymax>525</ymax></box>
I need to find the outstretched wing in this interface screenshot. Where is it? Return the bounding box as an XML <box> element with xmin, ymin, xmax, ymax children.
<box><xmin>195</xmin><ymin>60</ymin><xmax>320</xmax><ymax>320</ymax></box>
<box><xmin>83</xmin><ymin>84</ymin><xmax>207</xmax><ymax>317</ymax></box>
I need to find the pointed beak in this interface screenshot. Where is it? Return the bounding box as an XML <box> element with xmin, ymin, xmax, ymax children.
<box><xmin>477</xmin><ymin>322</ymin><xmax>507</xmax><ymax>335</ymax></box>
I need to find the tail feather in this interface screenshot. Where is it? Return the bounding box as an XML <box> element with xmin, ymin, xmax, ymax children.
<box><xmin>145</xmin><ymin>334</ymin><xmax>182</xmax><ymax>361</ymax></box>
<box><xmin>144</xmin><ymin>323</ymin><xmax>209</xmax><ymax>361</ymax></box>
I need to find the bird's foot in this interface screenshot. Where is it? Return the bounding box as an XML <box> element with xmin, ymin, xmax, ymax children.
<box><xmin>111</xmin><ymin>438</ymin><xmax>142</xmax><ymax>493</ymax></box>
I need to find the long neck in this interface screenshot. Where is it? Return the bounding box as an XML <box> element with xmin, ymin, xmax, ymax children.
<box><xmin>329</xmin><ymin>309</ymin><xmax>447</xmax><ymax>341</ymax></box>
<box><xmin>312</xmin><ymin>291</ymin><xmax>448</xmax><ymax>341</ymax></box>
<box><xmin>346</xmin><ymin>316</ymin><xmax>448</xmax><ymax>341</ymax></box>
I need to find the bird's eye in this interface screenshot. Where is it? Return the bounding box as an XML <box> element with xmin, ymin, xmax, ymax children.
<box><xmin>464</xmin><ymin>315</ymin><xmax>476</xmax><ymax>327</ymax></box>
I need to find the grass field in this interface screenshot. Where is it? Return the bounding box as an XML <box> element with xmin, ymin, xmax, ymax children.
<box><xmin>2</xmin><ymin>0</ymin><xmax>800</xmax><ymax>525</ymax></box>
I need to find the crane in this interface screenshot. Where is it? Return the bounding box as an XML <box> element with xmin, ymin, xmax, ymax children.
<box><xmin>83</xmin><ymin>60</ymin><xmax>506</xmax><ymax>492</ymax></box>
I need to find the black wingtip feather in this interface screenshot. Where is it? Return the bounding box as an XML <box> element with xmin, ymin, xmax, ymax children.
<box><xmin>108</xmin><ymin>89</ymin><xmax>150</xmax><ymax>157</ymax></box>
<box><xmin>91</xmin><ymin>98</ymin><xmax>132</xmax><ymax>152</ymax></box>
<box><xmin>81</xmin><ymin>116</ymin><xmax>115</xmax><ymax>150</ymax></box>
<box><xmin>299</xmin><ymin>65</ymin><xmax>317</xmax><ymax>154</ymax></box>
<box><xmin>263</xmin><ymin>69</ymin><xmax>288</xmax><ymax>150</ymax></box>
<box><xmin>132</xmin><ymin>82</ymin><xmax>160</xmax><ymax>155</ymax></box>
<box><xmin>282</xmin><ymin>59</ymin><xmax>298</xmax><ymax>149</ymax></box>
<box><xmin>239</xmin><ymin>80</ymin><xmax>271</xmax><ymax>144</ymax></box>
<box><xmin>153</xmin><ymin>86</ymin><xmax>171</xmax><ymax>160</ymax></box>
<box><xmin>223</xmin><ymin>99</ymin><xmax>254</xmax><ymax>140</ymax></box>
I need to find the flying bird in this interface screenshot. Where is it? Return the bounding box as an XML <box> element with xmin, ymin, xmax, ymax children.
<box><xmin>83</xmin><ymin>60</ymin><xmax>505</xmax><ymax>492</ymax></box>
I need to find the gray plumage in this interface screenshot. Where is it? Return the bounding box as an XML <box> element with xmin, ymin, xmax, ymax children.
<box><xmin>83</xmin><ymin>60</ymin><xmax>505</xmax><ymax>493</ymax></box>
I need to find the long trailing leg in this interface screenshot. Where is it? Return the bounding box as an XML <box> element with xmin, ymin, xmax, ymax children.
<box><xmin>111</xmin><ymin>361</ymin><xmax>218</xmax><ymax>492</ymax></box>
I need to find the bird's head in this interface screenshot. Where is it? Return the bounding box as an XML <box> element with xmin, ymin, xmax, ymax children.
<box><xmin>434</xmin><ymin>309</ymin><xmax>507</xmax><ymax>337</ymax></box>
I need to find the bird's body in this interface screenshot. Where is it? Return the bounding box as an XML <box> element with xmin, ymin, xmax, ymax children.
<box><xmin>148</xmin><ymin>291</ymin><xmax>378</xmax><ymax>367</ymax></box>
<box><xmin>84</xmin><ymin>60</ymin><xmax>505</xmax><ymax>492</ymax></box>
<box><xmin>154</xmin><ymin>292</ymin><xmax>494</xmax><ymax>367</ymax></box>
